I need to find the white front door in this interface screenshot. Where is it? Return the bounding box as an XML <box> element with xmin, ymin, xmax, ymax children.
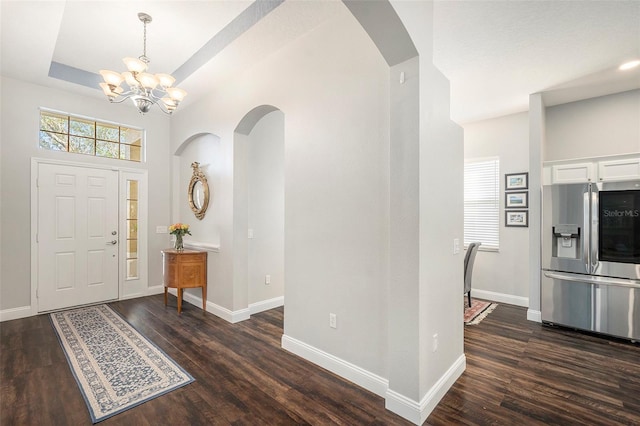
<box><xmin>37</xmin><ymin>163</ymin><xmax>119</xmax><ymax>312</ymax></box>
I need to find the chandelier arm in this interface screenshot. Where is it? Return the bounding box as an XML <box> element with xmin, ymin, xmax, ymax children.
<box><xmin>105</xmin><ymin>95</ymin><xmax>133</xmax><ymax>105</ymax></box>
<box><xmin>155</xmin><ymin>102</ymin><xmax>173</xmax><ymax>115</ymax></box>
<box><xmin>105</xmin><ymin>87</ymin><xmax>142</xmax><ymax>104</ymax></box>
<box><xmin>148</xmin><ymin>88</ymin><xmax>168</xmax><ymax>100</ymax></box>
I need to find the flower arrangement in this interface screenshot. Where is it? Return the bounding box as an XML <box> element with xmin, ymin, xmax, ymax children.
<box><xmin>169</xmin><ymin>223</ymin><xmax>191</xmax><ymax>251</ymax></box>
<box><xmin>169</xmin><ymin>223</ymin><xmax>191</xmax><ymax>236</ymax></box>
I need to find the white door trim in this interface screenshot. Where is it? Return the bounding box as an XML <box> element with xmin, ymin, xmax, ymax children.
<box><xmin>30</xmin><ymin>157</ymin><xmax>147</xmax><ymax>314</ymax></box>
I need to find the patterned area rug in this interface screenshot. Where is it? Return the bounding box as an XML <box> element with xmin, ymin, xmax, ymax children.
<box><xmin>50</xmin><ymin>304</ymin><xmax>194</xmax><ymax>423</ymax></box>
<box><xmin>464</xmin><ymin>299</ymin><xmax>498</xmax><ymax>325</ymax></box>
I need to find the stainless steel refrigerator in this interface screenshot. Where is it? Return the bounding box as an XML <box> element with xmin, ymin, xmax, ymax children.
<box><xmin>541</xmin><ymin>180</ymin><xmax>640</xmax><ymax>340</ymax></box>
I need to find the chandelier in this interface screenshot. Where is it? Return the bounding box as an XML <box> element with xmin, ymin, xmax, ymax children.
<box><xmin>99</xmin><ymin>12</ymin><xmax>187</xmax><ymax>114</ymax></box>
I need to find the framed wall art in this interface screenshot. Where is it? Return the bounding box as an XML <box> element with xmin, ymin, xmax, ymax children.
<box><xmin>505</xmin><ymin>191</ymin><xmax>529</xmax><ymax>209</ymax></box>
<box><xmin>505</xmin><ymin>210</ymin><xmax>528</xmax><ymax>227</ymax></box>
<box><xmin>505</xmin><ymin>172</ymin><xmax>528</xmax><ymax>190</ymax></box>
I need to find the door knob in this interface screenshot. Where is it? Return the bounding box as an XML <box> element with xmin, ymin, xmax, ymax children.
<box><xmin>107</xmin><ymin>240</ymin><xmax>117</xmax><ymax>245</ymax></box>
<box><xmin>112</xmin><ymin>230</ymin><xmax>117</xmax><ymax>235</ymax></box>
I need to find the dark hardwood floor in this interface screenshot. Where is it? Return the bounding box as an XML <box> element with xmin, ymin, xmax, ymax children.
<box><xmin>1</xmin><ymin>296</ymin><xmax>639</xmax><ymax>425</ymax></box>
<box><xmin>1</xmin><ymin>295</ymin><xmax>408</xmax><ymax>425</ymax></box>
<box><xmin>430</xmin><ymin>303</ymin><xmax>640</xmax><ymax>426</ymax></box>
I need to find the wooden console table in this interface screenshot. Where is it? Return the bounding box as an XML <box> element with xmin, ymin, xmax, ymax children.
<box><xmin>162</xmin><ymin>249</ymin><xmax>207</xmax><ymax>314</ymax></box>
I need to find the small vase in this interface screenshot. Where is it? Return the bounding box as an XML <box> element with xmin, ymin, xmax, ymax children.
<box><xmin>174</xmin><ymin>234</ymin><xmax>184</xmax><ymax>251</ymax></box>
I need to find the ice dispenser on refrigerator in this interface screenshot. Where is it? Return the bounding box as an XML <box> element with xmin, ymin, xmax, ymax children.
<box><xmin>552</xmin><ymin>224</ymin><xmax>580</xmax><ymax>259</ymax></box>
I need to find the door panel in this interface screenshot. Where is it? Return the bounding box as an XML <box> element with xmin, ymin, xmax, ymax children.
<box><xmin>541</xmin><ymin>274</ymin><xmax>594</xmax><ymax>330</ymax></box>
<box><xmin>38</xmin><ymin>163</ymin><xmax>119</xmax><ymax>312</ymax></box>
<box><xmin>542</xmin><ymin>183</ymin><xmax>590</xmax><ymax>274</ymax></box>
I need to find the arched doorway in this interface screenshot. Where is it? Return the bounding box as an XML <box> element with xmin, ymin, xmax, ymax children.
<box><xmin>234</xmin><ymin>105</ymin><xmax>285</xmax><ymax>316</ymax></box>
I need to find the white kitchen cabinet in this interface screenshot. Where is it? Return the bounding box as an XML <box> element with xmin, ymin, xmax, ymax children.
<box><xmin>597</xmin><ymin>158</ymin><xmax>640</xmax><ymax>182</ymax></box>
<box><xmin>551</xmin><ymin>162</ymin><xmax>595</xmax><ymax>184</ymax></box>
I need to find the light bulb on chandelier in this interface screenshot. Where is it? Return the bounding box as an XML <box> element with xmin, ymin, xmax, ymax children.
<box><xmin>98</xmin><ymin>12</ymin><xmax>187</xmax><ymax>115</ymax></box>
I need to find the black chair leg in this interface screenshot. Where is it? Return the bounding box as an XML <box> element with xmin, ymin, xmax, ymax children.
<box><xmin>467</xmin><ymin>292</ymin><xmax>471</xmax><ymax>307</ymax></box>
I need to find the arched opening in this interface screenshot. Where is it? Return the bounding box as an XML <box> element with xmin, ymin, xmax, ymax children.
<box><xmin>169</xmin><ymin>132</ymin><xmax>223</xmax><ymax>308</ymax></box>
<box><xmin>234</xmin><ymin>105</ymin><xmax>285</xmax><ymax>317</ymax></box>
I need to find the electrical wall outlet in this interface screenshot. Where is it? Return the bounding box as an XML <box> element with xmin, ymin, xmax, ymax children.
<box><xmin>453</xmin><ymin>238</ymin><xmax>460</xmax><ymax>254</ymax></box>
<box><xmin>156</xmin><ymin>226</ymin><xmax>168</xmax><ymax>234</ymax></box>
<box><xmin>329</xmin><ymin>313</ymin><xmax>337</xmax><ymax>329</ymax></box>
<box><xmin>432</xmin><ymin>333</ymin><xmax>438</xmax><ymax>352</ymax></box>
<box><xmin>265</xmin><ymin>275</ymin><xmax>271</xmax><ymax>285</ymax></box>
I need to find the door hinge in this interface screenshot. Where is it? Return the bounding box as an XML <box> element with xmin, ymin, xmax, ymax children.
<box><xmin>36</xmin><ymin>233</ymin><xmax>38</xmax><ymax>243</ymax></box>
<box><xmin>36</xmin><ymin>288</ymin><xmax>39</xmax><ymax>298</ymax></box>
<box><xmin>36</xmin><ymin>177</ymin><xmax>39</xmax><ymax>188</ymax></box>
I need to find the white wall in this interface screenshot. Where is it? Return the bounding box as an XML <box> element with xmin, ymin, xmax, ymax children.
<box><xmin>0</xmin><ymin>77</ymin><xmax>171</xmax><ymax>312</ymax></box>
<box><xmin>247</xmin><ymin>111</ymin><xmax>284</xmax><ymax>305</ymax></box>
<box><xmin>171</xmin><ymin>2</ymin><xmax>391</xmax><ymax>377</ymax></box>
<box><xmin>175</xmin><ymin>133</ymin><xmax>223</xmax><ymax>247</ymax></box>
<box><xmin>545</xmin><ymin>89</ymin><xmax>640</xmax><ymax>161</ymax></box>
<box><xmin>464</xmin><ymin>112</ymin><xmax>530</xmax><ymax>305</ymax></box>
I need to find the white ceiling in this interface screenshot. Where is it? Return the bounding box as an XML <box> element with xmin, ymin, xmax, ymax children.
<box><xmin>1</xmin><ymin>0</ymin><xmax>639</xmax><ymax>124</ymax></box>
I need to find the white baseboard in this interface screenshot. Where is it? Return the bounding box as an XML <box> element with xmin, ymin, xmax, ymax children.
<box><xmin>166</xmin><ymin>288</ymin><xmax>250</xmax><ymax>323</ymax></box>
<box><xmin>282</xmin><ymin>334</ymin><xmax>466</xmax><ymax>425</ymax></box>
<box><xmin>209</xmin><ymin>301</ymin><xmax>250</xmax><ymax>323</ymax></box>
<box><xmin>147</xmin><ymin>285</ymin><xmax>165</xmax><ymax>296</ymax></box>
<box><xmin>527</xmin><ymin>309</ymin><xmax>542</xmax><ymax>323</ymax></box>
<box><xmin>1</xmin><ymin>285</ymin><xmax>180</xmax><ymax>322</ymax></box>
<box><xmin>0</xmin><ymin>305</ymin><xmax>34</xmax><ymax>322</ymax></box>
<box><xmin>281</xmin><ymin>334</ymin><xmax>389</xmax><ymax>398</ymax></box>
<box><xmin>472</xmin><ymin>289</ymin><xmax>528</xmax><ymax>307</ymax></box>
<box><xmin>249</xmin><ymin>296</ymin><xmax>284</xmax><ymax>315</ymax></box>
<box><xmin>385</xmin><ymin>354</ymin><xmax>466</xmax><ymax>425</ymax></box>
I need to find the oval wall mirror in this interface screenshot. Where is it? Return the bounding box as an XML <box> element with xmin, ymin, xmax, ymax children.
<box><xmin>188</xmin><ymin>162</ymin><xmax>209</xmax><ymax>220</ymax></box>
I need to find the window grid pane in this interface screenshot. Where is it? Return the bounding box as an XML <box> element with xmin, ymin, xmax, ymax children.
<box><xmin>70</xmin><ymin>136</ymin><xmax>96</xmax><ymax>155</ymax></box>
<box><xmin>39</xmin><ymin>131</ymin><xmax>68</xmax><ymax>151</ymax></box>
<box><xmin>38</xmin><ymin>110</ymin><xmax>143</xmax><ymax>163</ymax></box>
<box><xmin>464</xmin><ymin>158</ymin><xmax>500</xmax><ymax>249</ymax></box>
<box><xmin>126</xmin><ymin>179</ymin><xmax>139</xmax><ymax>280</ymax></box>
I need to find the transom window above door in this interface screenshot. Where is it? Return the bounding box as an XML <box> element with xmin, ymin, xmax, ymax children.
<box><xmin>39</xmin><ymin>109</ymin><xmax>144</xmax><ymax>162</ymax></box>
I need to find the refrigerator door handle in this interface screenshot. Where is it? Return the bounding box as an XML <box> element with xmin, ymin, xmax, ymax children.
<box><xmin>583</xmin><ymin>186</ymin><xmax>591</xmax><ymax>273</ymax></box>
<box><xmin>590</xmin><ymin>184</ymin><xmax>599</xmax><ymax>274</ymax></box>
<box><xmin>543</xmin><ymin>271</ymin><xmax>640</xmax><ymax>289</ymax></box>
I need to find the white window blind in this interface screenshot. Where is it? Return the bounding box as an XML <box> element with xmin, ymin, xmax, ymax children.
<box><xmin>464</xmin><ymin>157</ymin><xmax>499</xmax><ymax>249</ymax></box>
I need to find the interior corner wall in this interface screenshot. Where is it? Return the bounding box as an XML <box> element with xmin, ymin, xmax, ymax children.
<box><xmin>464</xmin><ymin>112</ymin><xmax>531</xmax><ymax>304</ymax></box>
<box><xmin>545</xmin><ymin>89</ymin><xmax>640</xmax><ymax>161</ymax></box>
<box><xmin>418</xmin><ymin>62</ymin><xmax>465</xmax><ymax>406</ymax></box>
<box><xmin>176</xmin><ymin>134</ymin><xmax>222</xmax><ymax>246</ymax></box>
<box><xmin>388</xmin><ymin>56</ymin><xmax>420</xmax><ymax>400</ymax></box>
<box><xmin>0</xmin><ymin>76</ymin><xmax>171</xmax><ymax>312</ymax></box>
<box><xmin>389</xmin><ymin>0</ymin><xmax>464</xmax><ymax>418</ymax></box>
<box><xmin>247</xmin><ymin>111</ymin><xmax>284</xmax><ymax>305</ymax></box>
<box><xmin>174</xmin><ymin>133</ymin><xmax>223</xmax><ymax>303</ymax></box>
<box><xmin>529</xmin><ymin>93</ymin><xmax>545</xmax><ymax>318</ymax></box>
